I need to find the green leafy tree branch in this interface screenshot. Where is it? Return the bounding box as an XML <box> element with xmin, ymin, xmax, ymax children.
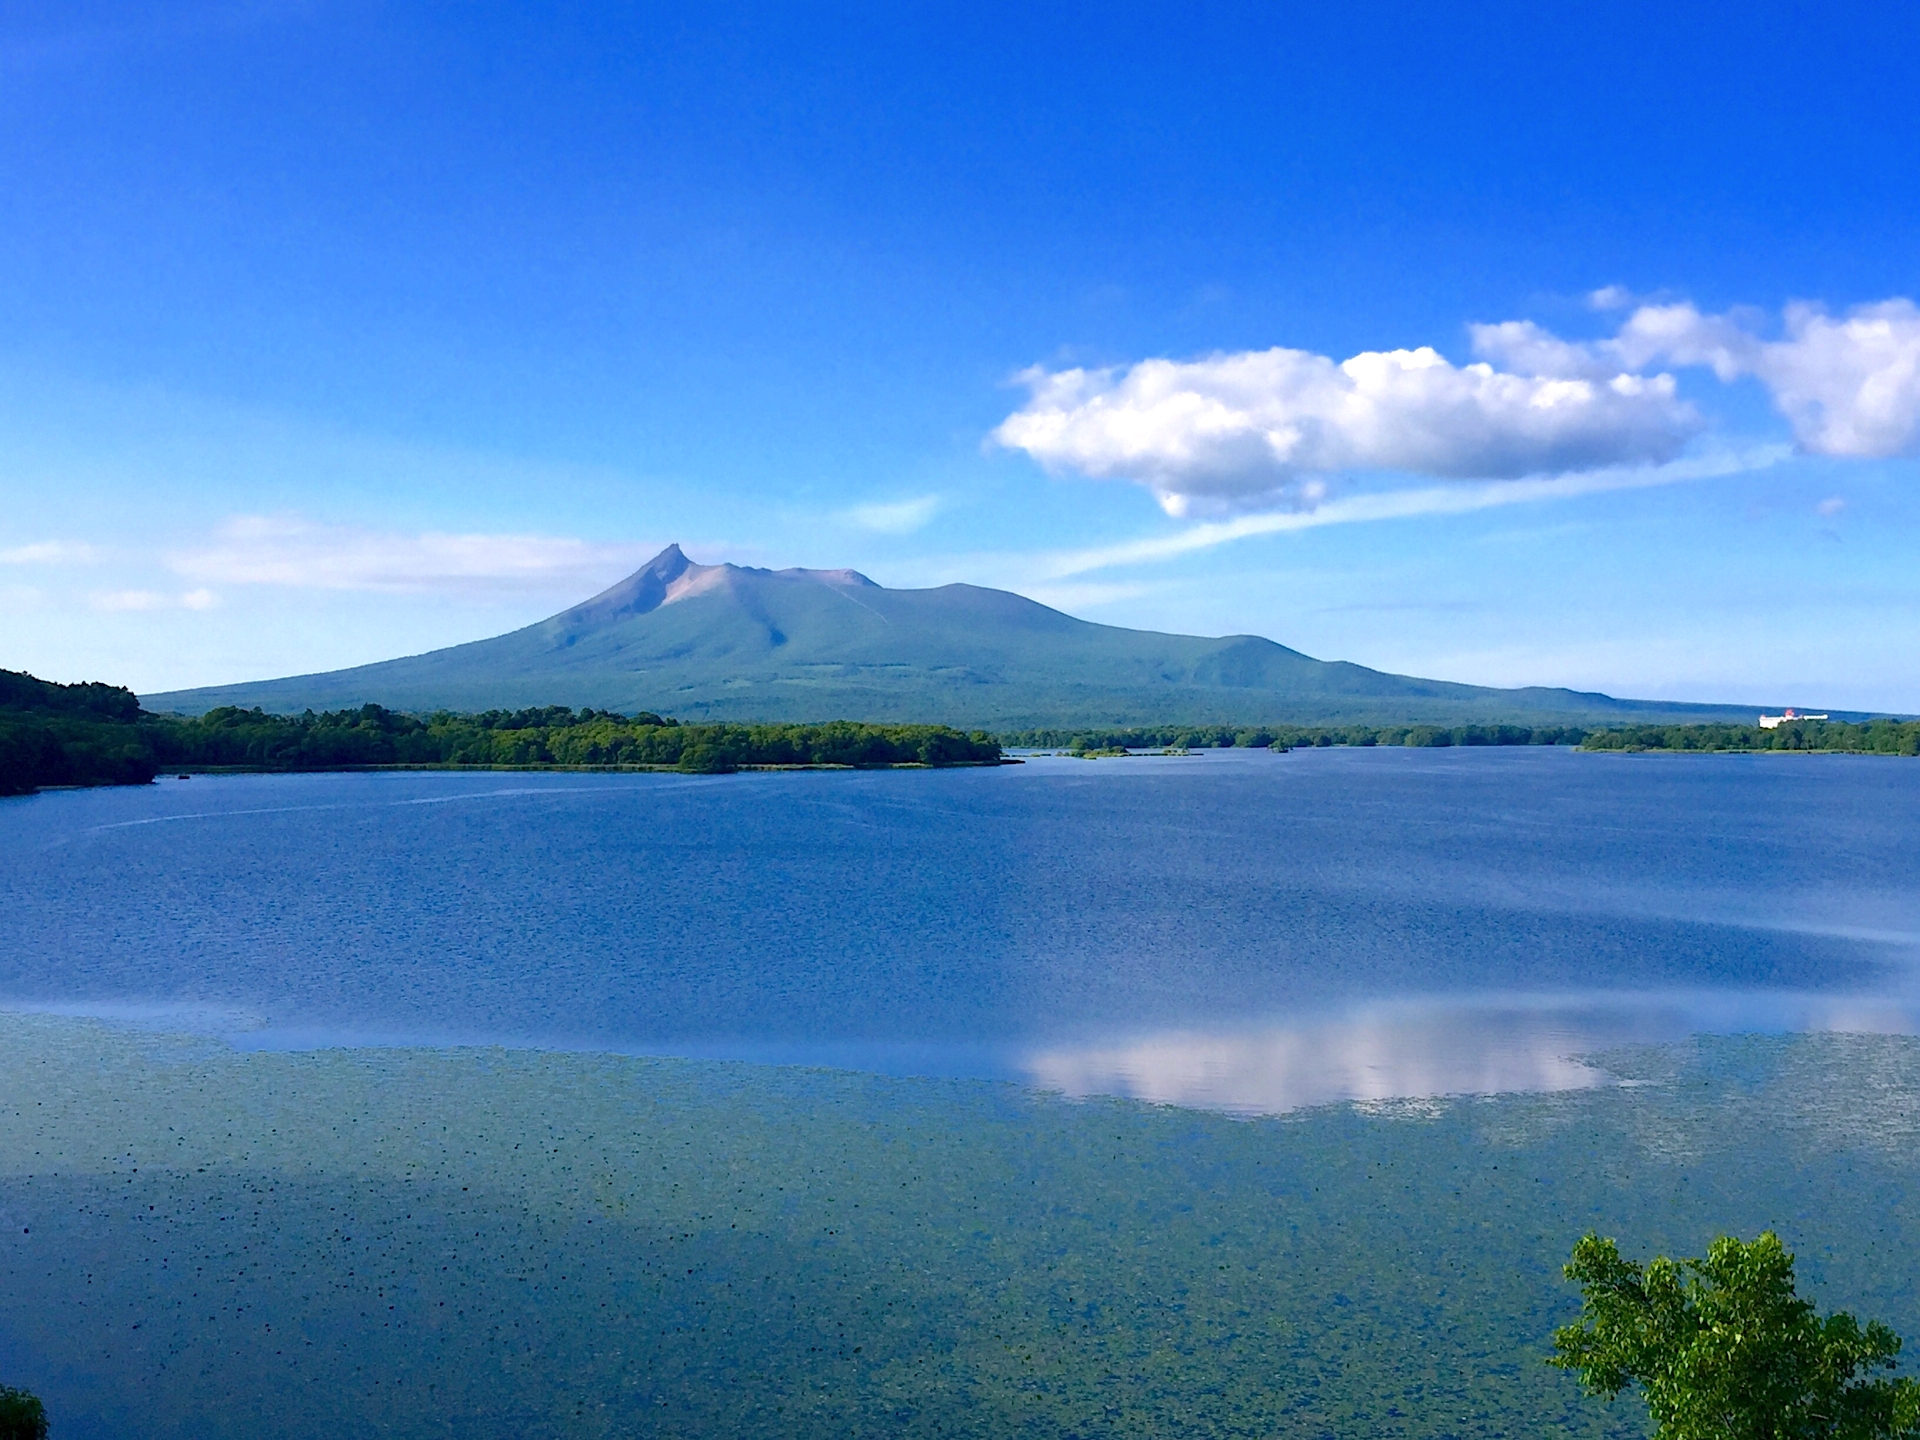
<box><xmin>0</xmin><ymin>1384</ymin><xmax>46</xmax><ymax>1440</ymax></box>
<box><xmin>1552</xmin><ymin>1231</ymin><xmax>1920</xmax><ymax>1440</ymax></box>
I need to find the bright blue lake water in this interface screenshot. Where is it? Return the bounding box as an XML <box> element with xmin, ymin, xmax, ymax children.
<box><xmin>3</xmin><ymin>748</ymin><xmax>1916</xmax><ymax>1111</ymax></box>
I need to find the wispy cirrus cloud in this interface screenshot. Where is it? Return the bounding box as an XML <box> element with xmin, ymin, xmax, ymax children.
<box><xmin>168</xmin><ymin>516</ymin><xmax>656</xmax><ymax>594</ymax></box>
<box><xmin>1</xmin><ymin>540</ymin><xmax>100</xmax><ymax>564</ymax></box>
<box><xmin>91</xmin><ymin>588</ymin><xmax>219</xmax><ymax>612</ymax></box>
<box><xmin>934</xmin><ymin>444</ymin><xmax>1788</xmax><ymax>589</ymax></box>
<box><xmin>842</xmin><ymin>495</ymin><xmax>941</xmax><ymax>533</ymax></box>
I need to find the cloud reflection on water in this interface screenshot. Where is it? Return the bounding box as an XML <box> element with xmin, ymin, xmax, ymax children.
<box><xmin>1024</xmin><ymin>991</ymin><xmax>1920</xmax><ymax>1116</ymax></box>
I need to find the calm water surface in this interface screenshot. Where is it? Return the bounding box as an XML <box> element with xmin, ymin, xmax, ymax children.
<box><xmin>3</xmin><ymin>747</ymin><xmax>1915</xmax><ymax>1110</ymax></box>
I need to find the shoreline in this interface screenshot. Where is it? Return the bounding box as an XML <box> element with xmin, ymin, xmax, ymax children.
<box><xmin>150</xmin><ymin>757</ymin><xmax>1022</xmax><ymax>777</ymax></box>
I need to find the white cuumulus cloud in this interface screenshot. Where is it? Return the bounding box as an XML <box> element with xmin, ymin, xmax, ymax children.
<box><xmin>1474</xmin><ymin>298</ymin><xmax>1920</xmax><ymax>460</ymax></box>
<box><xmin>993</xmin><ymin>345</ymin><xmax>1701</xmax><ymax>517</ymax></box>
<box><xmin>998</xmin><ymin>296</ymin><xmax>1920</xmax><ymax>517</ymax></box>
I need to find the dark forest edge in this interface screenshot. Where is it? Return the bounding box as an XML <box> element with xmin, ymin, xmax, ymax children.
<box><xmin>0</xmin><ymin>670</ymin><xmax>1001</xmax><ymax>795</ymax></box>
<box><xmin>5</xmin><ymin>669</ymin><xmax>1918</xmax><ymax>796</ymax></box>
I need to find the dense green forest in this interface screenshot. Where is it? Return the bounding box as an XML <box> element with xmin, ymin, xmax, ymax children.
<box><xmin>0</xmin><ymin>671</ymin><xmax>159</xmax><ymax>795</ymax></box>
<box><xmin>0</xmin><ymin>669</ymin><xmax>1000</xmax><ymax>794</ymax></box>
<box><xmin>151</xmin><ymin>705</ymin><xmax>1000</xmax><ymax>773</ymax></box>
<box><xmin>1580</xmin><ymin>719</ymin><xmax>1920</xmax><ymax>754</ymax></box>
<box><xmin>1004</xmin><ymin>722</ymin><xmax>1593</xmax><ymax>751</ymax></box>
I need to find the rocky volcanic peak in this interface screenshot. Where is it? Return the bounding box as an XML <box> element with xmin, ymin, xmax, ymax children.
<box><xmin>552</xmin><ymin>546</ymin><xmax>879</xmax><ymax>629</ymax></box>
<box><xmin>773</xmin><ymin>566</ymin><xmax>877</xmax><ymax>588</ymax></box>
<box><xmin>553</xmin><ymin>544</ymin><xmax>697</xmax><ymax>624</ymax></box>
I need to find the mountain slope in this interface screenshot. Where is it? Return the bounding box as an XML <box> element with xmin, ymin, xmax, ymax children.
<box><xmin>145</xmin><ymin>545</ymin><xmax>1763</xmax><ymax>726</ymax></box>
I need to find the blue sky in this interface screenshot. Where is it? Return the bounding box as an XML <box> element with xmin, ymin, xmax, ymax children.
<box><xmin>3</xmin><ymin>1</ymin><xmax>1918</xmax><ymax>709</ymax></box>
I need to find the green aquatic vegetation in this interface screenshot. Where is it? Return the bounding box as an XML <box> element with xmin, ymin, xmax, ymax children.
<box><xmin>0</xmin><ymin>1018</ymin><xmax>1918</xmax><ymax>1438</ymax></box>
<box><xmin>1553</xmin><ymin>1231</ymin><xmax>1920</xmax><ymax>1440</ymax></box>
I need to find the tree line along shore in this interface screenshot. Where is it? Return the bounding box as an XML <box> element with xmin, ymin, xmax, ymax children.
<box><xmin>0</xmin><ymin>670</ymin><xmax>1001</xmax><ymax>796</ymax></box>
<box><xmin>1011</xmin><ymin>718</ymin><xmax>1920</xmax><ymax>755</ymax></box>
<box><xmin>3</xmin><ymin>668</ymin><xmax>1916</xmax><ymax>796</ymax></box>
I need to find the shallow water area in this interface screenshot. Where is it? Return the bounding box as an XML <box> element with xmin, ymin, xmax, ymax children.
<box><xmin>4</xmin><ymin>1013</ymin><xmax>1920</xmax><ymax>1439</ymax></box>
<box><xmin>4</xmin><ymin>747</ymin><xmax>1918</xmax><ymax>1109</ymax></box>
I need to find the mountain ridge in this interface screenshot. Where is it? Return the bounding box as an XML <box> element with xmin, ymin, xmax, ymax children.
<box><xmin>145</xmin><ymin>544</ymin><xmax>1780</xmax><ymax>726</ymax></box>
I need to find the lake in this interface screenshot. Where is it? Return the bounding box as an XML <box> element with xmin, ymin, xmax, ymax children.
<box><xmin>5</xmin><ymin>750</ymin><xmax>1920</xmax><ymax>1438</ymax></box>
<box><xmin>3</xmin><ymin>747</ymin><xmax>1916</xmax><ymax>1110</ymax></box>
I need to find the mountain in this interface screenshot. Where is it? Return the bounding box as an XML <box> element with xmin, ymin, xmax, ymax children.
<box><xmin>144</xmin><ymin>544</ymin><xmax>1766</xmax><ymax>726</ymax></box>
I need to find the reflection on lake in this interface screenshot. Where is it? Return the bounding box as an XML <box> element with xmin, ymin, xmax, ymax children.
<box><xmin>1025</xmin><ymin>989</ymin><xmax>1920</xmax><ymax>1113</ymax></box>
<box><xmin>2</xmin><ymin>748</ymin><xmax>1917</xmax><ymax>1111</ymax></box>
